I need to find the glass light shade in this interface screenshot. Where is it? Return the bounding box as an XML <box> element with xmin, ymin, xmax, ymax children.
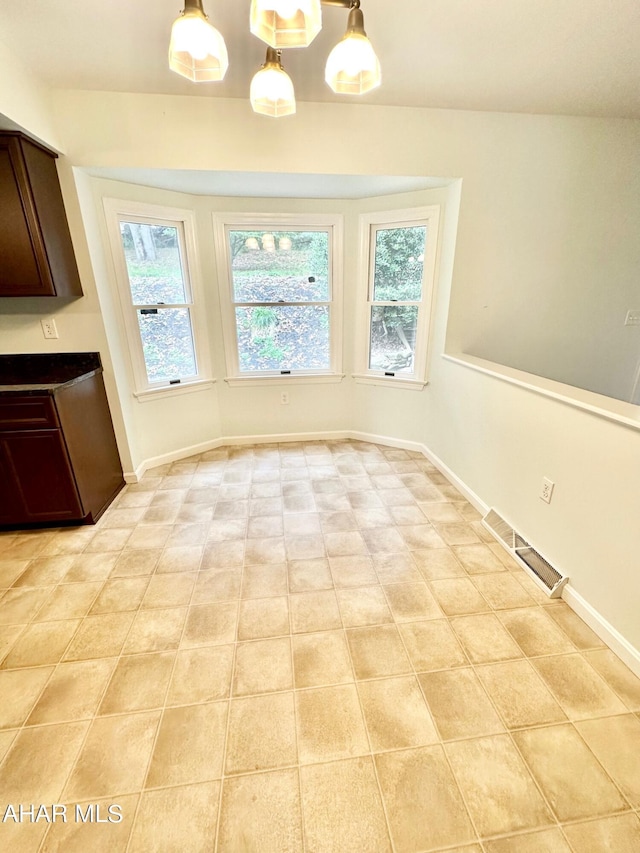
<box><xmin>278</xmin><ymin>237</ymin><xmax>292</xmax><ymax>250</ymax></box>
<box><xmin>250</xmin><ymin>0</ymin><xmax>322</xmax><ymax>49</ymax></box>
<box><xmin>251</xmin><ymin>60</ymin><xmax>296</xmax><ymax>117</ymax></box>
<box><xmin>325</xmin><ymin>32</ymin><xmax>381</xmax><ymax>95</ymax></box>
<box><xmin>169</xmin><ymin>9</ymin><xmax>229</xmax><ymax>82</ymax></box>
<box><xmin>245</xmin><ymin>237</ymin><xmax>260</xmax><ymax>250</ymax></box>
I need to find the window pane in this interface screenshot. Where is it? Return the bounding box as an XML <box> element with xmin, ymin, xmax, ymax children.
<box><xmin>120</xmin><ymin>222</ymin><xmax>188</xmax><ymax>305</ymax></box>
<box><xmin>229</xmin><ymin>230</ymin><xmax>329</xmax><ymax>303</ymax></box>
<box><xmin>235</xmin><ymin>305</ymin><xmax>330</xmax><ymax>372</ymax></box>
<box><xmin>369</xmin><ymin>305</ymin><xmax>418</xmax><ymax>373</ymax></box>
<box><xmin>137</xmin><ymin>308</ymin><xmax>197</xmax><ymax>383</ymax></box>
<box><xmin>372</xmin><ymin>226</ymin><xmax>426</xmax><ymax>302</ymax></box>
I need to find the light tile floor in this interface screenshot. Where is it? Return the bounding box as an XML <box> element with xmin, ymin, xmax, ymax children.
<box><xmin>0</xmin><ymin>440</ymin><xmax>639</xmax><ymax>852</ymax></box>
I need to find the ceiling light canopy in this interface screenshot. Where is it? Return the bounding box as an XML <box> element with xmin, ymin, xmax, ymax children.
<box><xmin>250</xmin><ymin>0</ymin><xmax>323</xmax><ymax>49</ymax></box>
<box><xmin>168</xmin><ymin>0</ymin><xmax>380</xmax><ymax>116</ymax></box>
<box><xmin>169</xmin><ymin>0</ymin><xmax>228</xmax><ymax>82</ymax></box>
<box><xmin>250</xmin><ymin>48</ymin><xmax>297</xmax><ymax>117</ymax></box>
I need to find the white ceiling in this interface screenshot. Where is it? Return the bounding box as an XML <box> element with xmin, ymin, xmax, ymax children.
<box><xmin>1</xmin><ymin>0</ymin><xmax>639</xmax><ymax>119</ymax></box>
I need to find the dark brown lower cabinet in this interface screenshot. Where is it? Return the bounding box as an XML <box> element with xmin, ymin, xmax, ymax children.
<box><xmin>0</xmin><ymin>429</ymin><xmax>84</xmax><ymax>523</ymax></box>
<box><xmin>0</xmin><ymin>367</ymin><xmax>125</xmax><ymax>528</ymax></box>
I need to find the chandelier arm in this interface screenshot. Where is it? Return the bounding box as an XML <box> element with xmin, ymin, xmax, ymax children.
<box><xmin>321</xmin><ymin>1</ymin><xmax>359</xmax><ymax>9</ymax></box>
<box><xmin>183</xmin><ymin>0</ymin><xmax>206</xmax><ymax>12</ymax></box>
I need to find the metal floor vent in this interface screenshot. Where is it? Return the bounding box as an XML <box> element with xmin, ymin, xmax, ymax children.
<box><xmin>482</xmin><ymin>509</ymin><xmax>568</xmax><ymax>598</ymax></box>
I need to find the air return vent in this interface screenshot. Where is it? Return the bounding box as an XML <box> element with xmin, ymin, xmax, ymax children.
<box><xmin>483</xmin><ymin>509</ymin><xmax>568</xmax><ymax>598</ymax></box>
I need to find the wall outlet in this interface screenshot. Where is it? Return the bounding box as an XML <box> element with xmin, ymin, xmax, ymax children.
<box><xmin>41</xmin><ymin>317</ymin><xmax>59</xmax><ymax>339</ymax></box>
<box><xmin>540</xmin><ymin>477</ymin><xmax>554</xmax><ymax>504</ymax></box>
<box><xmin>280</xmin><ymin>392</ymin><xmax>289</xmax><ymax>405</ymax></box>
<box><xmin>624</xmin><ymin>309</ymin><xmax>640</xmax><ymax>326</ymax></box>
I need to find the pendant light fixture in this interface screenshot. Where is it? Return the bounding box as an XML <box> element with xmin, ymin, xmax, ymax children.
<box><xmin>250</xmin><ymin>48</ymin><xmax>297</xmax><ymax>117</ymax></box>
<box><xmin>166</xmin><ymin>0</ymin><xmax>381</xmax><ymax>117</ymax></box>
<box><xmin>250</xmin><ymin>0</ymin><xmax>323</xmax><ymax>49</ymax></box>
<box><xmin>169</xmin><ymin>0</ymin><xmax>228</xmax><ymax>82</ymax></box>
<box><xmin>325</xmin><ymin>0</ymin><xmax>380</xmax><ymax>94</ymax></box>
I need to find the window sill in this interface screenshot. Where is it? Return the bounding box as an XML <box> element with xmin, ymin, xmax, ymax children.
<box><xmin>133</xmin><ymin>378</ymin><xmax>216</xmax><ymax>403</ymax></box>
<box><xmin>225</xmin><ymin>374</ymin><xmax>345</xmax><ymax>388</ymax></box>
<box><xmin>352</xmin><ymin>373</ymin><xmax>428</xmax><ymax>391</ymax></box>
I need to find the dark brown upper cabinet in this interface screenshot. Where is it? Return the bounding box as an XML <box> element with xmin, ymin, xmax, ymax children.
<box><xmin>0</xmin><ymin>131</ymin><xmax>83</xmax><ymax>298</ymax></box>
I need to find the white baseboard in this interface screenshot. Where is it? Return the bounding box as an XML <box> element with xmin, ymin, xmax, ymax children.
<box><xmin>562</xmin><ymin>585</ymin><xmax>640</xmax><ymax>679</ymax></box>
<box><xmin>123</xmin><ymin>428</ymin><xmax>640</xmax><ymax>678</ymax></box>
<box><xmin>348</xmin><ymin>430</ymin><xmax>428</xmax><ymax>456</ymax></box>
<box><xmin>129</xmin><ymin>430</ymin><xmax>489</xmax><ymax>515</ymax></box>
<box><xmin>215</xmin><ymin>430</ymin><xmax>351</xmax><ymax>447</ymax></box>
<box><xmin>126</xmin><ymin>429</ymin><xmax>489</xmax><ymax>516</ymax></box>
<box><xmin>417</xmin><ymin>444</ymin><xmax>488</xmax><ymax>515</ymax></box>
<box><xmin>124</xmin><ymin>431</ymin><xmax>351</xmax><ymax>481</ymax></box>
<box><xmin>124</xmin><ymin>438</ymin><xmax>225</xmax><ymax>482</ymax></box>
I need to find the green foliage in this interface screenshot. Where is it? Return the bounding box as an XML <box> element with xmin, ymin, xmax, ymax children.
<box><xmin>373</xmin><ymin>226</ymin><xmax>426</xmax><ymax>301</ymax></box>
<box><xmin>255</xmin><ymin>336</ymin><xmax>285</xmax><ymax>363</ymax></box>
<box><xmin>229</xmin><ymin>230</ymin><xmax>329</xmax><ymax>302</ymax></box>
<box><xmin>250</xmin><ymin>306</ymin><xmax>278</xmax><ymax>340</ymax></box>
<box><xmin>372</xmin><ymin>226</ymin><xmax>426</xmax><ymax>334</ymax></box>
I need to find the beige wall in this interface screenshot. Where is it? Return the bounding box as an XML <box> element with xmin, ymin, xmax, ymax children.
<box><xmin>51</xmin><ymin>91</ymin><xmax>640</xmax><ymax>403</ymax></box>
<box><xmin>0</xmin><ymin>38</ymin><xmax>60</xmax><ymax>149</ymax></box>
<box><xmin>55</xmin><ymin>91</ymin><xmax>640</xmax><ymax>654</ymax></box>
<box><xmin>0</xmin><ymin>75</ymin><xmax>638</xmax><ymax>658</ymax></box>
<box><xmin>75</xmin><ymin>178</ymin><xmax>454</xmax><ymax>461</ymax></box>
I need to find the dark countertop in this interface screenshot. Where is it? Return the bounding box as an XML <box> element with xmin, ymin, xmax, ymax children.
<box><xmin>0</xmin><ymin>352</ymin><xmax>103</xmax><ymax>395</ymax></box>
<box><xmin>0</xmin><ymin>372</ymin><xmax>101</xmax><ymax>395</ymax></box>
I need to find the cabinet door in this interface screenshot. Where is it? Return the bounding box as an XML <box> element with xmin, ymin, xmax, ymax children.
<box><xmin>0</xmin><ymin>430</ymin><xmax>84</xmax><ymax>523</ymax></box>
<box><xmin>0</xmin><ymin>137</ymin><xmax>54</xmax><ymax>296</ymax></box>
<box><xmin>0</xmin><ymin>445</ymin><xmax>17</xmax><ymax>524</ymax></box>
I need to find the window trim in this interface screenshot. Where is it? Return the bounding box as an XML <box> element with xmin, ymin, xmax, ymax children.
<box><xmin>354</xmin><ymin>205</ymin><xmax>440</xmax><ymax>389</ymax></box>
<box><xmin>212</xmin><ymin>212</ymin><xmax>344</xmax><ymax>382</ymax></box>
<box><xmin>103</xmin><ymin>198</ymin><xmax>211</xmax><ymax>397</ymax></box>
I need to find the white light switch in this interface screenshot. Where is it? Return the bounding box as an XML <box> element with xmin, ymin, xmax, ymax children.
<box><xmin>624</xmin><ymin>310</ymin><xmax>640</xmax><ymax>326</ymax></box>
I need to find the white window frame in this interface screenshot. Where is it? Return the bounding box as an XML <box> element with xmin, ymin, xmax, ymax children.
<box><xmin>213</xmin><ymin>212</ymin><xmax>344</xmax><ymax>386</ymax></box>
<box><xmin>104</xmin><ymin>198</ymin><xmax>212</xmax><ymax>401</ymax></box>
<box><xmin>354</xmin><ymin>205</ymin><xmax>440</xmax><ymax>390</ymax></box>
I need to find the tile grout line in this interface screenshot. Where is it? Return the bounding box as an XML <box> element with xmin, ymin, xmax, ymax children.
<box><xmin>0</xmin><ymin>545</ymin><xmax>121</xmax><ymax>853</ymax></box>
<box><xmin>125</xmin><ymin>518</ymin><xmax>211</xmax><ymax>853</ymax></box>
<box><xmin>507</xmin><ymin>718</ymin><xmax>633</xmax><ymax>842</ymax></box>
<box><xmin>211</xmin><ymin>549</ymin><xmax>243</xmax><ymax>853</ymax></box>
<box><xmin>391</xmin><ymin>596</ymin><xmax>485</xmax><ymax>849</ymax></box>
<box><xmin>24</xmin><ymin>544</ymin><xmax>137</xmax><ymax>853</ymax></box>
<box><xmin>35</xmin><ymin>537</ymin><xmax>165</xmax><ymax>853</ymax></box>
<box><xmin>285</xmin><ymin>557</ymin><xmax>308</xmax><ymax>853</ymax></box>
<box><xmin>2</xmin><ymin>439</ymin><xmax>639</xmax><ymax>852</ymax></box>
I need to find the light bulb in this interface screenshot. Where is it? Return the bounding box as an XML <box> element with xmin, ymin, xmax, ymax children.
<box><xmin>250</xmin><ymin>0</ymin><xmax>321</xmax><ymax>49</ymax></box>
<box><xmin>273</xmin><ymin>0</ymin><xmax>299</xmax><ymax>19</ymax></box>
<box><xmin>347</xmin><ymin>36</ymin><xmax>376</xmax><ymax>76</ymax></box>
<box><xmin>250</xmin><ymin>56</ymin><xmax>296</xmax><ymax>117</ymax></box>
<box><xmin>173</xmin><ymin>16</ymin><xmax>211</xmax><ymax>60</ymax></box>
<box><xmin>325</xmin><ymin>5</ymin><xmax>381</xmax><ymax>95</ymax></box>
<box><xmin>169</xmin><ymin>7</ymin><xmax>228</xmax><ymax>82</ymax></box>
<box><xmin>325</xmin><ymin>32</ymin><xmax>381</xmax><ymax>95</ymax></box>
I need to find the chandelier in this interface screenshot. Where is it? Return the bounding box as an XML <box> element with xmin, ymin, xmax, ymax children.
<box><xmin>168</xmin><ymin>0</ymin><xmax>381</xmax><ymax>118</ymax></box>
